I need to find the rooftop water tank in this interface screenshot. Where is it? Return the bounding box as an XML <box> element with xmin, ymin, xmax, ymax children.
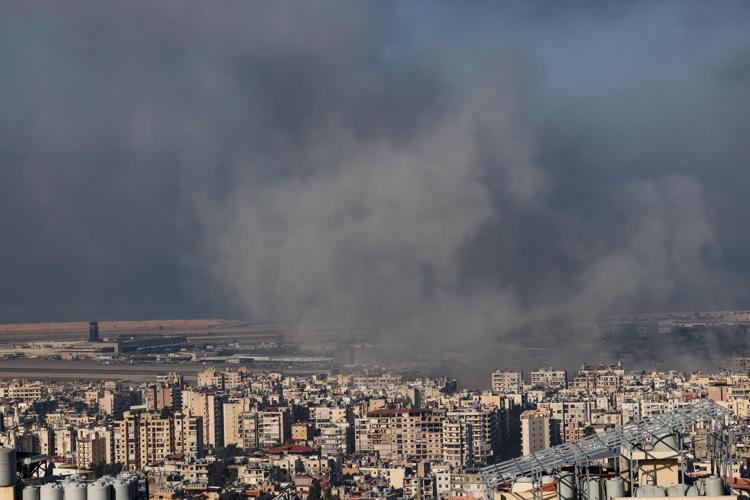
<box><xmin>62</xmin><ymin>481</ymin><xmax>87</xmax><ymax>500</ymax></box>
<box><xmin>636</xmin><ymin>485</ymin><xmax>666</xmax><ymax>497</ymax></box>
<box><xmin>605</xmin><ymin>478</ymin><xmax>625</xmax><ymax>499</ymax></box>
<box><xmin>705</xmin><ymin>476</ymin><xmax>724</xmax><ymax>497</ymax></box>
<box><xmin>653</xmin><ymin>432</ymin><xmax>679</xmax><ymax>452</ymax></box>
<box><xmin>113</xmin><ymin>480</ymin><xmax>130</xmax><ymax>500</ymax></box>
<box><xmin>558</xmin><ymin>472</ymin><xmax>576</xmax><ymax>500</ymax></box>
<box><xmin>667</xmin><ymin>483</ymin><xmax>688</xmax><ymax>497</ymax></box>
<box><xmin>128</xmin><ymin>478</ymin><xmax>137</xmax><ymax>499</ymax></box>
<box><xmin>0</xmin><ymin>448</ymin><xmax>16</xmax><ymax>487</ymax></box>
<box><xmin>587</xmin><ymin>478</ymin><xmax>603</xmax><ymax>500</ymax></box>
<box><xmin>40</xmin><ymin>483</ymin><xmax>63</xmax><ymax>500</ymax></box>
<box><xmin>87</xmin><ymin>482</ymin><xmax>110</xmax><ymax>500</ymax></box>
<box><xmin>23</xmin><ymin>485</ymin><xmax>40</xmax><ymax>500</ymax></box>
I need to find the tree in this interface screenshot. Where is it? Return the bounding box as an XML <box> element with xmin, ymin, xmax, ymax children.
<box><xmin>308</xmin><ymin>479</ymin><xmax>322</xmax><ymax>500</ymax></box>
<box><xmin>92</xmin><ymin>463</ymin><xmax>123</xmax><ymax>478</ymax></box>
<box><xmin>213</xmin><ymin>444</ymin><xmax>242</xmax><ymax>460</ymax></box>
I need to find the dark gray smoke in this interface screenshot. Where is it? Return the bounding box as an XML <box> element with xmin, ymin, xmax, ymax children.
<box><xmin>1</xmin><ymin>1</ymin><xmax>750</xmax><ymax>371</ymax></box>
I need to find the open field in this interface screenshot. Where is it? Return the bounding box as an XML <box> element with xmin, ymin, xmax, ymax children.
<box><xmin>0</xmin><ymin>319</ymin><xmax>231</xmax><ymax>332</ymax></box>
<box><xmin>0</xmin><ymin>319</ymin><xmax>301</xmax><ymax>343</ymax></box>
<box><xmin>0</xmin><ymin>319</ymin><xmax>358</xmax><ymax>345</ymax></box>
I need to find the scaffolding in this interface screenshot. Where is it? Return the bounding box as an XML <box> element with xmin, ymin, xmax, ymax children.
<box><xmin>17</xmin><ymin>452</ymin><xmax>50</xmax><ymax>479</ymax></box>
<box><xmin>480</xmin><ymin>399</ymin><xmax>732</xmax><ymax>490</ymax></box>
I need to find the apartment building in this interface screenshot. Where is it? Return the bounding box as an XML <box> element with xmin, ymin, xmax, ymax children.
<box><xmin>197</xmin><ymin>368</ymin><xmax>225</xmax><ymax>390</ymax></box>
<box><xmin>530</xmin><ymin>369</ymin><xmax>568</xmax><ymax>390</ymax></box>
<box><xmin>312</xmin><ymin>406</ymin><xmax>349</xmax><ymax>425</ymax></box>
<box><xmin>491</xmin><ymin>371</ymin><xmax>523</xmax><ymax>393</ymax></box>
<box><xmin>222</xmin><ymin>398</ymin><xmax>254</xmax><ymax>447</ymax></box>
<box><xmin>173</xmin><ymin>412</ymin><xmax>204</xmax><ymax>458</ymax></box>
<box><xmin>54</xmin><ymin>427</ymin><xmax>77</xmax><ymax>456</ymax></box>
<box><xmin>144</xmin><ymin>385</ymin><xmax>181</xmax><ymax>412</ymax></box>
<box><xmin>541</xmin><ymin>400</ymin><xmax>592</xmax><ymax>430</ymax></box>
<box><xmin>363</xmin><ymin>408</ymin><xmax>444</xmax><ymax>462</ymax></box>
<box><xmin>442</xmin><ymin>408</ymin><xmax>501</xmax><ymax>467</ymax></box>
<box><xmin>182</xmin><ymin>389</ymin><xmax>224</xmax><ymax>448</ymax></box>
<box><xmin>34</xmin><ymin>427</ymin><xmax>54</xmax><ymax>457</ymax></box>
<box><xmin>520</xmin><ymin>408</ymin><xmax>552</xmax><ymax>455</ymax></box>
<box><xmin>258</xmin><ymin>409</ymin><xmax>290</xmax><ymax>447</ymax></box>
<box><xmin>224</xmin><ymin>369</ymin><xmax>247</xmax><ymax>390</ymax></box>
<box><xmin>354</xmin><ymin>417</ymin><xmax>369</xmax><ymax>454</ymax></box>
<box><xmin>7</xmin><ymin>383</ymin><xmax>46</xmax><ymax>402</ymax></box>
<box><xmin>572</xmin><ymin>364</ymin><xmax>625</xmax><ymax>394</ymax></box>
<box><xmin>223</xmin><ymin>400</ymin><xmax>244</xmax><ymax>448</ymax></box>
<box><xmin>99</xmin><ymin>392</ymin><xmax>128</xmax><ymax>417</ymax></box>
<box><xmin>316</xmin><ymin>422</ymin><xmax>351</xmax><ymax>456</ymax></box>
<box><xmin>222</xmin><ymin>407</ymin><xmax>290</xmax><ymax>450</ymax></box>
<box><xmin>114</xmin><ymin>410</ymin><xmax>203</xmax><ymax>470</ymax></box>
<box><xmin>92</xmin><ymin>425</ymin><xmax>115</xmax><ymax>464</ymax></box>
<box><xmin>75</xmin><ymin>428</ymin><xmax>107</xmax><ymax>469</ymax></box>
<box><xmin>442</xmin><ymin>417</ymin><xmax>471</xmax><ymax>468</ymax></box>
<box><xmin>311</xmin><ymin>405</ymin><xmax>351</xmax><ymax>456</ymax></box>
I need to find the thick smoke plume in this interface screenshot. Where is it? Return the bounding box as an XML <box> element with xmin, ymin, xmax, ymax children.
<box><xmin>1</xmin><ymin>1</ymin><xmax>750</xmax><ymax>374</ymax></box>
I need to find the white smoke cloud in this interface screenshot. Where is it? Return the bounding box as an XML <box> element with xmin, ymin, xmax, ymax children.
<box><xmin>0</xmin><ymin>1</ymin><xmax>746</xmax><ymax>375</ymax></box>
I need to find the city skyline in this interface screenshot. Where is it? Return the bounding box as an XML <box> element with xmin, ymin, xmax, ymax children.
<box><xmin>0</xmin><ymin>358</ymin><xmax>745</xmax><ymax>498</ymax></box>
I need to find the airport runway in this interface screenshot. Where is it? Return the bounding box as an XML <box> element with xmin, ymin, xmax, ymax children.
<box><xmin>0</xmin><ymin>358</ymin><xmax>328</xmax><ymax>382</ymax></box>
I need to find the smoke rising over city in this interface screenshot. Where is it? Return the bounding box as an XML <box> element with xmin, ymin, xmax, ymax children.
<box><xmin>2</xmin><ymin>1</ymin><xmax>750</xmax><ymax>368</ymax></box>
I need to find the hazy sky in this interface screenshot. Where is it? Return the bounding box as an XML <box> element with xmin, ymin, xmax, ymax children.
<box><xmin>1</xmin><ymin>1</ymin><xmax>750</xmax><ymax>340</ymax></box>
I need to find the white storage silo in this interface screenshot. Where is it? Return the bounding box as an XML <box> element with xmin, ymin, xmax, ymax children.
<box><xmin>705</xmin><ymin>476</ymin><xmax>724</xmax><ymax>496</ymax></box>
<box><xmin>605</xmin><ymin>478</ymin><xmax>624</xmax><ymax>499</ymax></box>
<box><xmin>40</xmin><ymin>483</ymin><xmax>63</xmax><ymax>500</ymax></box>
<box><xmin>63</xmin><ymin>481</ymin><xmax>87</xmax><ymax>500</ymax></box>
<box><xmin>87</xmin><ymin>481</ymin><xmax>110</xmax><ymax>500</ymax></box>
<box><xmin>0</xmin><ymin>448</ymin><xmax>16</xmax><ymax>487</ymax></box>
<box><xmin>587</xmin><ymin>478</ymin><xmax>603</xmax><ymax>500</ymax></box>
<box><xmin>113</xmin><ymin>479</ymin><xmax>130</xmax><ymax>500</ymax></box>
<box><xmin>23</xmin><ymin>485</ymin><xmax>40</xmax><ymax>500</ymax></box>
<box><xmin>637</xmin><ymin>485</ymin><xmax>666</xmax><ymax>497</ymax></box>
<box><xmin>653</xmin><ymin>432</ymin><xmax>679</xmax><ymax>452</ymax></box>
<box><xmin>558</xmin><ymin>472</ymin><xmax>576</xmax><ymax>500</ymax></box>
<box><xmin>667</xmin><ymin>483</ymin><xmax>688</xmax><ymax>496</ymax></box>
<box><xmin>128</xmin><ymin>478</ymin><xmax>137</xmax><ymax>500</ymax></box>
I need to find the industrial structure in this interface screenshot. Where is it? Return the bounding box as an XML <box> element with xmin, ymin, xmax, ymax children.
<box><xmin>0</xmin><ymin>447</ymin><xmax>144</xmax><ymax>500</ymax></box>
<box><xmin>480</xmin><ymin>399</ymin><xmax>736</xmax><ymax>500</ymax></box>
<box><xmin>88</xmin><ymin>323</ymin><xmax>100</xmax><ymax>343</ymax></box>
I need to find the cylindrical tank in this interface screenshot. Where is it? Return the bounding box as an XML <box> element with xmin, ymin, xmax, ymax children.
<box><xmin>113</xmin><ymin>480</ymin><xmax>130</xmax><ymax>500</ymax></box>
<box><xmin>40</xmin><ymin>484</ymin><xmax>63</xmax><ymax>500</ymax></box>
<box><xmin>685</xmin><ymin>485</ymin><xmax>699</xmax><ymax>497</ymax></box>
<box><xmin>705</xmin><ymin>476</ymin><xmax>724</xmax><ymax>496</ymax></box>
<box><xmin>605</xmin><ymin>478</ymin><xmax>625</xmax><ymax>499</ymax></box>
<box><xmin>0</xmin><ymin>448</ymin><xmax>16</xmax><ymax>487</ymax></box>
<box><xmin>558</xmin><ymin>472</ymin><xmax>576</xmax><ymax>500</ymax></box>
<box><xmin>87</xmin><ymin>482</ymin><xmax>110</xmax><ymax>500</ymax></box>
<box><xmin>23</xmin><ymin>485</ymin><xmax>40</xmax><ymax>500</ymax></box>
<box><xmin>636</xmin><ymin>485</ymin><xmax>666</xmax><ymax>497</ymax></box>
<box><xmin>587</xmin><ymin>479</ymin><xmax>602</xmax><ymax>500</ymax></box>
<box><xmin>667</xmin><ymin>484</ymin><xmax>688</xmax><ymax>497</ymax></box>
<box><xmin>63</xmin><ymin>482</ymin><xmax>87</xmax><ymax>500</ymax></box>
<box><xmin>128</xmin><ymin>478</ymin><xmax>137</xmax><ymax>499</ymax></box>
<box><xmin>653</xmin><ymin>432</ymin><xmax>679</xmax><ymax>452</ymax></box>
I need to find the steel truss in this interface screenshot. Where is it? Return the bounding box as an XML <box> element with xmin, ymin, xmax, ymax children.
<box><xmin>480</xmin><ymin>399</ymin><xmax>731</xmax><ymax>489</ymax></box>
